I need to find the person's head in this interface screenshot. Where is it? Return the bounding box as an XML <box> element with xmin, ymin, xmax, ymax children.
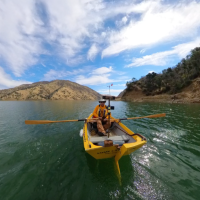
<box><xmin>99</xmin><ymin>99</ymin><xmax>106</xmax><ymax>106</ymax></box>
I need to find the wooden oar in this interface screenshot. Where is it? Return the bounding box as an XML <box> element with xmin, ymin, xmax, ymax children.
<box><xmin>25</xmin><ymin>119</ymin><xmax>86</xmax><ymax>125</ymax></box>
<box><xmin>25</xmin><ymin>113</ymin><xmax>166</xmax><ymax>125</ymax></box>
<box><xmin>121</xmin><ymin>113</ymin><xmax>166</xmax><ymax>120</ymax></box>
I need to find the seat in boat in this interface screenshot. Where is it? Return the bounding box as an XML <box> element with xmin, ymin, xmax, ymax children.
<box><xmin>87</xmin><ymin>121</ymin><xmax>137</xmax><ymax>144</ymax></box>
<box><xmin>89</xmin><ymin>135</ymin><xmax>129</xmax><ymax>143</ymax></box>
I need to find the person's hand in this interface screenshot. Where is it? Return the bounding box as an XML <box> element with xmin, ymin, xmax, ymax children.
<box><xmin>103</xmin><ymin>118</ymin><xmax>108</xmax><ymax>121</ymax></box>
<box><xmin>98</xmin><ymin>117</ymin><xmax>102</xmax><ymax>120</ymax></box>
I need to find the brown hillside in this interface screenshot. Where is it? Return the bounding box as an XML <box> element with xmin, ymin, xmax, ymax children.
<box><xmin>121</xmin><ymin>77</ymin><xmax>200</xmax><ymax>103</ymax></box>
<box><xmin>0</xmin><ymin>80</ymin><xmax>101</xmax><ymax>100</ymax></box>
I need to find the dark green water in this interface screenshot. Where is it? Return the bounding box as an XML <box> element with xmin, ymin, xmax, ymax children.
<box><xmin>0</xmin><ymin>101</ymin><xmax>199</xmax><ymax>200</ymax></box>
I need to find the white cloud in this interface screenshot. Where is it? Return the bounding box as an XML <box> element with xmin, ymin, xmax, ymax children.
<box><xmin>101</xmin><ymin>32</ymin><xmax>107</xmax><ymax>38</ymax></box>
<box><xmin>90</xmin><ymin>66</ymin><xmax>126</xmax><ymax>76</ymax></box>
<box><xmin>122</xmin><ymin>16</ymin><xmax>128</xmax><ymax>25</ymax></box>
<box><xmin>87</xmin><ymin>44</ymin><xmax>99</xmax><ymax>61</ymax></box>
<box><xmin>75</xmin><ymin>66</ymin><xmax>129</xmax><ymax>85</ymax></box>
<box><xmin>0</xmin><ymin>0</ymin><xmax>43</xmax><ymax>76</ymax></box>
<box><xmin>116</xmin><ymin>16</ymin><xmax>128</xmax><ymax>27</ymax></box>
<box><xmin>148</xmin><ymin>71</ymin><xmax>155</xmax><ymax>74</ymax></box>
<box><xmin>43</xmin><ymin>0</ymin><xmax>105</xmax><ymax>64</ymax></box>
<box><xmin>1</xmin><ymin>0</ymin><xmax>200</xmax><ymax>82</ymax></box>
<box><xmin>97</xmin><ymin>89</ymin><xmax>123</xmax><ymax>96</ymax></box>
<box><xmin>91</xmin><ymin>66</ymin><xmax>113</xmax><ymax>75</ymax></box>
<box><xmin>102</xmin><ymin>1</ymin><xmax>200</xmax><ymax>57</ymax></box>
<box><xmin>43</xmin><ymin>69</ymin><xmax>67</xmax><ymax>81</ymax></box>
<box><xmin>2</xmin><ymin>0</ymin><xmax>182</xmax><ymax>77</ymax></box>
<box><xmin>173</xmin><ymin>38</ymin><xmax>200</xmax><ymax>58</ymax></box>
<box><xmin>113</xmin><ymin>84</ymin><xmax>126</xmax><ymax>87</ymax></box>
<box><xmin>43</xmin><ymin>68</ymin><xmax>88</xmax><ymax>81</ymax></box>
<box><xmin>127</xmin><ymin>38</ymin><xmax>200</xmax><ymax>67</ymax></box>
<box><xmin>0</xmin><ymin>67</ymin><xmax>32</xmax><ymax>89</ymax></box>
<box><xmin>42</xmin><ymin>66</ymin><xmax>127</xmax><ymax>86</ymax></box>
<box><xmin>140</xmin><ymin>49</ymin><xmax>146</xmax><ymax>54</ymax></box>
<box><xmin>75</xmin><ymin>66</ymin><xmax>124</xmax><ymax>85</ymax></box>
<box><xmin>75</xmin><ymin>74</ymin><xmax>115</xmax><ymax>85</ymax></box>
<box><xmin>0</xmin><ymin>0</ymin><xmax>106</xmax><ymax>76</ymax></box>
<box><xmin>128</xmin><ymin>51</ymin><xmax>175</xmax><ymax>67</ymax></box>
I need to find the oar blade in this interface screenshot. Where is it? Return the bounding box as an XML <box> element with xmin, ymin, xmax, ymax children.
<box><xmin>127</xmin><ymin>113</ymin><xmax>166</xmax><ymax>120</ymax></box>
<box><xmin>146</xmin><ymin>113</ymin><xmax>166</xmax><ymax>118</ymax></box>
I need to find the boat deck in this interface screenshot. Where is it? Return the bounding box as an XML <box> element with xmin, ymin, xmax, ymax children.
<box><xmin>87</xmin><ymin>122</ymin><xmax>136</xmax><ymax>144</ymax></box>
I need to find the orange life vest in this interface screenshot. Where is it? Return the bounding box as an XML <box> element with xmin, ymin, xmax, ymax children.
<box><xmin>93</xmin><ymin>104</ymin><xmax>108</xmax><ymax>118</ymax></box>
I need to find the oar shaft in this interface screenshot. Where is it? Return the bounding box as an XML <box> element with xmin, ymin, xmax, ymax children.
<box><xmin>25</xmin><ymin>119</ymin><xmax>81</xmax><ymax>125</ymax></box>
<box><xmin>25</xmin><ymin>113</ymin><xmax>166</xmax><ymax>125</ymax></box>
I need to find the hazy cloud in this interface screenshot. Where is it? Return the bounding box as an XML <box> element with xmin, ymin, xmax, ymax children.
<box><xmin>75</xmin><ymin>74</ymin><xmax>116</xmax><ymax>85</ymax></box>
<box><xmin>148</xmin><ymin>71</ymin><xmax>155</xmax><ymax>74</ymax></box>
<box><xmin>127</xmin><ymin>39</ymin><xmax>200</xmax><ymax>67</ymax></box>
<box><xmin>102</xmin><ymin>1</ymin><xmax>200</xmax><ymax>57</ymax></box>
<box><xmin>97</xmin><ymin>88</ymin><xmax>123</xmax><ymax>96</ymax></box>
<box><xmin>87</xmin><ymin>44</ymin><xmax>99</xmax><ymax>61</ymax></box>
<box><xmin>0</xmin><ymin>0</ymin><xmax>43</xmax><ymax>76</ymax></box>
<box><xmin>43</xmin><ymin>68</ymin><xmax>88</xmax><ymax>81</ymax></box>
<box><xmin>0</xmin><ymin>67</ymin><xmax>32</xmax><ymax>89</ymax></box>
<box><xmin>91</xmin><ymin>66</ymin><xmax>113</xmax><ymax>75</ymax></box>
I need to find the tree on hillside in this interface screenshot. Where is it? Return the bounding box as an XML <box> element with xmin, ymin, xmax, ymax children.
<box><xmin>126</xmin><ymin>47</ymin><xmax>200</xmax><ymax>95</ymax></box>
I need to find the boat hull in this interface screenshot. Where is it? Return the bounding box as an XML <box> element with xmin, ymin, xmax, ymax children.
<box><xmin>83</xmin><ymin>114</ymin><xmax>146</xmax><ymax>159</ymax></box>
<box><xmin>83</xmin><ymin>114</ymin><xmax>146</xmax><ymax>175</ymax></box>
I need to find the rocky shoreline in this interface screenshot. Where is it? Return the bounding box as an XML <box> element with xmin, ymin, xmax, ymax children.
<box><xmin>120</xmin><ymin>95</ymin><xmax>200</xmax><ymax>104</ymax></box>
<box><xmin>120</xmin><ymin>77</ymin><xmax>200</xmax><ymax>104</ymax></box>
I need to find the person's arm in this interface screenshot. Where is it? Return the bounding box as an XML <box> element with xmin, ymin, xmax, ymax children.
<box><xmin>93</xmin><ymin>105</ymin><xmax>99</xmax><ymax>118</ymax></box>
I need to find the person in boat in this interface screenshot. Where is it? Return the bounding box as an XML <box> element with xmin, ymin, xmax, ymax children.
<box><xmin>92</xmin><ymin>98</ymin><xmax>111</xmax><ymax>136</ymax></box>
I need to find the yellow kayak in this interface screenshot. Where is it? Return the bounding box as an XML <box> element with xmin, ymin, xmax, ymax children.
<box><xmin>82</xmin><ymin>113</ymin><xmax>147</xmax><ymax>175</ymax></box>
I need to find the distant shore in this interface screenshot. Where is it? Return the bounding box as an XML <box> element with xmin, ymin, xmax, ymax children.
<box><xmin>118</xmin><ymin>94</ymin><xmax>200</xmax><ymax>104</ymax></box>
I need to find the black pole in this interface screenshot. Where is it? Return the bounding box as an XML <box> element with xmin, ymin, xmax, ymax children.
<box><xmin>108</xmin><ymin>95</ymin><xmax>111</xmax><ymax>138</ymax></box>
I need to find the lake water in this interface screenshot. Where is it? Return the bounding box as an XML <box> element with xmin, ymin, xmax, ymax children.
<box><xmin>0</xmin><ymin>100</ymin><xmax>199</xmax><ymax>200</ymax></box>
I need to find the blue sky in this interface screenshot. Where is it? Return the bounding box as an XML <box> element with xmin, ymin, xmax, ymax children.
<box><xmin>0</xmin><ymin>0</ymin><xmax>200</xmax><ymax>96</ymax></box>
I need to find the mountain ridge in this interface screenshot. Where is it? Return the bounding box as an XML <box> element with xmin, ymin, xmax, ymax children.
<box><xmin>0</xmin><ymin>80</ymin><xmax>101</xmax><ymax>100</ymax></box>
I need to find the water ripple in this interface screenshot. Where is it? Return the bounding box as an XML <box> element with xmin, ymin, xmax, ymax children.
<box><xmin>0</xmin><ymin>101</ymin><xmax>200</xmax><ymax>200</ymax></box>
